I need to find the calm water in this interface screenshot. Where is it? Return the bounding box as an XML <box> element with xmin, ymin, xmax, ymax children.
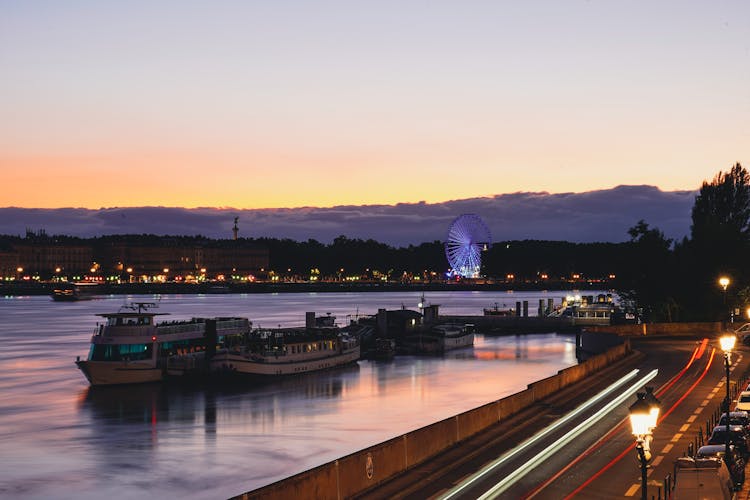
<box><xmin>0</xmin><ymin>291</ymin><xmax>581</xmax><ymax>499</ymax></box>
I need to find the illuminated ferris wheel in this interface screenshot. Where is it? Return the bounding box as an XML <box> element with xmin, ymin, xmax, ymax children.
<box><xmin>444</xmin><ymin>214</ymin><xmax>491</xmax><ymax>278</ymax></box>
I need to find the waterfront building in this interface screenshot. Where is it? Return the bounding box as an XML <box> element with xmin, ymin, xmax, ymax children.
<box><xmin>0</xmin><ymin>232</ymin><xmax>268</xmax><ymax>282</ymax></box>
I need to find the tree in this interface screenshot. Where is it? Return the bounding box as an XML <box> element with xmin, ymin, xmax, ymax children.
<box><xmin>616</xmin><ymin>220</ymin><xmax>676</xmax><ymax>321</ymax></box>
<box><xmin>684</xmin><ymin>163</ymin><xmax>750</xmax><ymax>320</ymax></box>
<box><xmin>691</xmin><ymin>163</ymin><xmax>750</xmax><ymax>244</ymax></box>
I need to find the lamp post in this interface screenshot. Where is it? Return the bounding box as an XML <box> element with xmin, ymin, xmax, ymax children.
<box><xmin>719</xmin><ymin>276</ymin><xmax>730</xmax><ymax>318</ymax></box>
<box><xmin>630</xmin><ymin>392</ymin><xmax>659</xmax><ymax>500</ymax></box>
<box><xmin>720</xmin><ymin>334</ymin><xmax>737</xmax><ymax>467</ymax></box>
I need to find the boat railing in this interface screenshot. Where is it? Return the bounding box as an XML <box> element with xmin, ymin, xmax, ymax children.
<box><xmin>157</xmin><ymin>323</ymin><xmax>207</xmax><ymax>335</ymax></box>
<box><xmin>216</xmin><ymin>318</ymin><xmax>250</xmax><ymax>330</ymax></box>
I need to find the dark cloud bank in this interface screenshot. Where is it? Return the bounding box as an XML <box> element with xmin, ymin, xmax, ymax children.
<box><xmin>0</xmin><ymin>185</ymin><xmax>695</xmax><ymax>246</ymax></box>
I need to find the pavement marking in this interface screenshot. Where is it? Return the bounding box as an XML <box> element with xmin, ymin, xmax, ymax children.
<box><xmin>671</xmin><ymin>434</ymin><xmax>683</xmax><ymax>442</ymax></box>
<box><xmin>662</xmin><ymin>444</ymin><xmax>674</xmax><ymax>454</ymax></box>
<box><xmin>651</xmin><ymin>456</ymin><xmax>664</xmax><ymax>467</ymax></box>
<box><xmin>711</xmin><ymin>387</ymin><xmax>720</xmax><ymax>394</ymax></box>
<box><xmin>700</xmin><ymin>399</ymin><xmax>710</xmax><ymax>407</ymax></box>
<box><xmin>687</xmin><ymin>415</ymin><xmax>697</xmax><ymax>423</ymax></box>
<box><xmin>625</xmin><ymin>484</ymin><xmax>640</xmax><ymax>497</ymax></box>
<box><xmin>679</xmin><ymin>424</ymin><xmax>690</xmax><ymax>432</ymax></box>
<box><xmin>693</xmin><ymin>408</ymin><xmax>703</xmax><ymax>415</ymax></box>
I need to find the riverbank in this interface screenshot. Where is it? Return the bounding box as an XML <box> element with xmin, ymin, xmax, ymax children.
<box><xmin>1</xmin><ymin>280</ymin><xmax>610</xmax><ymax>296</ymax></box>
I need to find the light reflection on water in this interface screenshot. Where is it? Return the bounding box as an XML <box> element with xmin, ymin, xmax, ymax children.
<box><xmin>0</xmin><ymin>291</ymin><xmax>582</xmax><ymax>499</ymax></box>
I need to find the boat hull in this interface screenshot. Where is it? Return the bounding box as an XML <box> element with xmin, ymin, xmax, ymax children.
<box><xmin>402</xmin><ymin>332</ymin><xmax>474</xmax><ymax>354</ymax></box>
<box><xmin>211</xmin><ymin>347</ymin><xmax>360</xmax><ymax>376</ymax></box>
<box><xmin>76</xmin><ymin>360</ymin><xmax>162</xmax><ymax>386</ymax></box>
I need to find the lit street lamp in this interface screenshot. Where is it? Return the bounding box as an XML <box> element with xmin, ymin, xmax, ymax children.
<box><xmin>719</xmin><ymin>277</ymin><xmax>731</xmax><ymax>320</ymax></box>
<box><xmin>630</xmin><ymin>391</ymin><xmax>660</xmax><ymax>500</ymax></box>
<box><xmin>720</xmin><ymin>334</ymin><xmax>737</xmax><ymax>472</ymax></box>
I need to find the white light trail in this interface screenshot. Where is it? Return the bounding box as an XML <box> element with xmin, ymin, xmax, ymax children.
<box><xmin>438</xmin><ymin>368</ymin><xmax>646</xmax><ymax>500</ymax></box>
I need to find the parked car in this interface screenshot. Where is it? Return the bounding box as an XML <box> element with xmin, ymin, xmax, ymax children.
<box><xmin>672</xmin><ymin>456</ymin><xmax>734</xmax><ymax>499</ymax></box>
<box><xmin>708</xmin><ymin>425</ymin><xmax>750</xmax><ymax>458</ymax></box>
<box><xmin>736</xmin><ymin>323</ymin><xmax>750</xmax><ymax>345</ymax></box>
<box><xmin>696</xmin><ymin>444</ymin><xmax>746</xmax><ymax>487</ymax></box>
<box><xmin>719</xmin><ymin>411</ymin><xmax>750</xmax><ymax>434</ymax></box>
<box><xmin>735</xmin><ymin>391</ymin><xmax>750</xmax><ymax>412</ymax></box>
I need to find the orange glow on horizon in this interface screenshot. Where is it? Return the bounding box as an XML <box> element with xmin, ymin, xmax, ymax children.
<box><xmin>0</xmin><ymin>146</ymin><xmax>740</xmax><ymax>209</ymax></box>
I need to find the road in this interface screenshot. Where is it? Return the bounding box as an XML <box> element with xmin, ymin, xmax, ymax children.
<box><xmin>356</xmin><ymin>336</ymin><xmax>748</xmax><ymax>499</ymax></box>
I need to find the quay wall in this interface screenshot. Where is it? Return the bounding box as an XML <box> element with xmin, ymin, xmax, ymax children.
<box><xmin>585</xmin><ymin>322</ymin><xmax>723</xmax><ymax>337</ymax></box>
<box><xmin>234</xmin><ymin>342</ymin><xmax>632</xmax><ymax>500</ymax></box>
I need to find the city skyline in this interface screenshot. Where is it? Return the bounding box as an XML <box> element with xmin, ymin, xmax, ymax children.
<box><xmin>2</xmin><ymin>1</ymin><xmax>748</xmax><ymax>210</ymax></box>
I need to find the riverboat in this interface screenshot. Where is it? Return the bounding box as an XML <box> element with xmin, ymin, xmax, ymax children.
<box><xmin>75</xmin><ymin>302</ymin><xmax>251</xmax><ymax>386</ymax></box>
<box><xmin>210</xmin><ymin>312</ymin><xmax>360</xmax><ymax>377</ymax></box>
<box><xmin>52</xmin><ymin>282</ymin><xmax>101</xmax><ymax>301</ymax></box>
<box><xmin>548</xmin><ymin>294</ymin><xmax>617</xmax><ymax>326</ymax></box>
<box><xmin>402</xmin><ymin>322</ymin><xmax>475</xmax><ymax>354</ymax></box>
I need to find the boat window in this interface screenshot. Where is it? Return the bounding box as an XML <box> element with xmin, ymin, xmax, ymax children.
<box><xmin>89</xmin><ymin>343</ymin><xmax>152</xmax><ymax>361</ymax></box>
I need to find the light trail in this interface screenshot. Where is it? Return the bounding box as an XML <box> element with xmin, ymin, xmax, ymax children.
<box><xmin>436</xmin><ymin>368</ymin><xmax>645</xmax><ymax>500</ymax></box>
<box><xmin>476</xmin><ymin>369</ymin><xmax>658</xmax><ymax>499</ymax></box>
<box><xmin>560</xmin><ymin>347</ymin><xmax>716</xmax><ymax>499</ymax></box>
<box><xmin>524</xmin><ymin>342</ymin><xmax>704</xmax><ymax>499</ymax></box>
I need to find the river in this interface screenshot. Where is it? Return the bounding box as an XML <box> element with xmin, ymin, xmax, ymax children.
<box><xmin>0</xmin><ymin>290</ymin><xmax>585</xmax><ymax>499</ymax></box>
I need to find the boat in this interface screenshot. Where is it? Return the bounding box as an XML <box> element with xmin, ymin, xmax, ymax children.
<box><xmin>372</xmin><ymin>338</ymin><xmax>396</xmax><ymax>360</ymax></box>
<box><xmin>51</xmin><ymin>282</ymin><xmax>101</xmax><ymax>301</ymax></box>
<box><xmin>75</xmin><ymin>302</ymin><xmax>251</xmax><ymax>386</ymax></box>
<box><xmin>210</xmin><ymin>312</ymin><xmax>360</xmax><ymax>377</ymax></box>
<box><xmin>548</xmin><ymin>294</ymin><xmax>617</xmax><ymax>326</ymax></box>
<box><xmin>483</xmin><ymin>302</ymin><xmax>515</xmax><ymax>316</ymax></box>
<box><xmin>402</xmin><ymin>322</ymin><xmax>475</xmax><ymax>354</ymax></box>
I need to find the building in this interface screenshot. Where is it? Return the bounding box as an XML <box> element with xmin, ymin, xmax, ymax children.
<box><xmin>1</xmin><ymin>233</ymin><xmax>269</xmax><ymax>282</ymax></box>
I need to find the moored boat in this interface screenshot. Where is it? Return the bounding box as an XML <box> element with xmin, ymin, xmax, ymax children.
<box><xmin>75</xmin><ymin>302</ymin><xmax>251</xmax><ymax>386</ymax></box>
<box><xmin>402</xmin><ymin>322</ymin><xmax>474</xmax><ymax>354</ymax></box>
<box><xmin>548</xmin><ymin>294</ymin><xmax>618</xmax><ymax>326</ymax></box>
<box><xmin>483</xmin><ymin>302</ymin><xmax>514</xmax><ymax>316</ymax></box>
<box><xmin>211</xmin><ymin>312</ymin><xmax>360</xmax><ymax>377</ymax></box>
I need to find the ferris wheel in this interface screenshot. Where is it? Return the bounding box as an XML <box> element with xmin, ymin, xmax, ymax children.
<box><xmin>444</xmin><ymin>214</ymin><xmax>491</xmax><ymax>278</ymax></box>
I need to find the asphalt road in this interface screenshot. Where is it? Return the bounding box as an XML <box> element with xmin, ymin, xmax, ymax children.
<box><xmin>356</xmin><ymin>335</ymin><xmax>749</xmax><ymax>499</ymax></box>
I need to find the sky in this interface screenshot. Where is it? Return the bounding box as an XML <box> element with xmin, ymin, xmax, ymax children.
<box><xmin>1</xmin><ymin>1</ymin><xmax>748</xmax><ymax>210</ymax></box>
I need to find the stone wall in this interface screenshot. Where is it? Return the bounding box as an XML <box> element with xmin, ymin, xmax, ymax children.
<box><xmin>586</xmin><ymin>322</ymin><xmax>723</xmax><ymax>336</ymax></box>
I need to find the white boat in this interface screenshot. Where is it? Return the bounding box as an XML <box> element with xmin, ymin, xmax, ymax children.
<box><xmin>211</xmin><ymin>313</ymin><xmax>360</xmax><ymax>377</ymax></box>
<box><xmin>75</xmin><ymin>302</ymin><xmax>251</xmax><ymax>386</ymax></box>
<box><xmin>548</xmin><ymin>294</ymin><xmax>617</xmax><ymax>326</ymax></box>
<box><xmin>402</xmin><ymin>323</ymin><xmax>475</xmax><ymax>354</ymax></box>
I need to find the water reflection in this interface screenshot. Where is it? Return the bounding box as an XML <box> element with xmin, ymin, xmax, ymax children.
<box><xmin>0</xmin><ymin>293</ymin><xmax>582</xmax><ymax>499</ymax></box>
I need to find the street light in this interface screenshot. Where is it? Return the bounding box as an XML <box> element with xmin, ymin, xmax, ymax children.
<box><xmin>719</xmin><ymin>276</ymin><xmax>730</xmax><ymax>319</ymax></box>
<box><xmin>630</xmin><ymin>392</ymin><xmax>658</xmax><ymax>500</ymax></box>
<box><xmin>720</xmin><ymin>334</ymin><xmax>737</xmax><ymax>470</ymax></box>
<box><xmin>643</xmin><ymin>386</ymin><xmax>661</xmax><ymax>429</ymax></box>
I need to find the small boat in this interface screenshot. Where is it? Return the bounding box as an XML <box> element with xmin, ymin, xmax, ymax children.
<box><xmin>402</xmin><ymin>322</ymin><xmax>474</xmax><ymax>354</ymax></box>
<box><xmin>52</xmin><ymin>282</ymin><xmax>101</xmax><ymax>301</ymax></box>
<box><xmin>211</xmin><ymin>312</ymin><xmax>360</xmax><ymax>377</ymax></box>
<box><xmin>75</xmin><ymin>302</ymin><xmax>251</xmax><ymax>386</ymax></box>
<box><xmin>483</xmin><ymin>302</ymin><xmax>514</xmax><ymax>316</ymax></box>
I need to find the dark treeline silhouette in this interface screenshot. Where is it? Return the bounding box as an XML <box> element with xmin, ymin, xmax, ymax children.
<box><xmin>616</xmin><ymin>163</ymin><xmax>750</xmax><ymax>322</ymax></box>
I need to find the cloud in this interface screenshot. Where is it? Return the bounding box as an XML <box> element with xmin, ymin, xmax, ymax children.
<box><xmin>0</xmin><ymin>185</ymin><xmax>695</xmax><ymax>246</ymax></box>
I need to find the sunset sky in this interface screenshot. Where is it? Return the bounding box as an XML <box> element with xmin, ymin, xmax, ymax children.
<box><xmin>1</xmin><ymin>1</ymin><xmax>748</xmax><ymax>209</ymax></box>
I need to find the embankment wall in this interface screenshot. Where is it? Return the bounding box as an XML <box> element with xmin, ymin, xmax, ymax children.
<box><xmin>234</xmin><ymin>342</ymin><xmax>632</xmax><ymax>500</ymax></box>
<box><xmin>586</xmin><ymin>322</ymin><xmax>723</xmax><ymax>337</ymax></box>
